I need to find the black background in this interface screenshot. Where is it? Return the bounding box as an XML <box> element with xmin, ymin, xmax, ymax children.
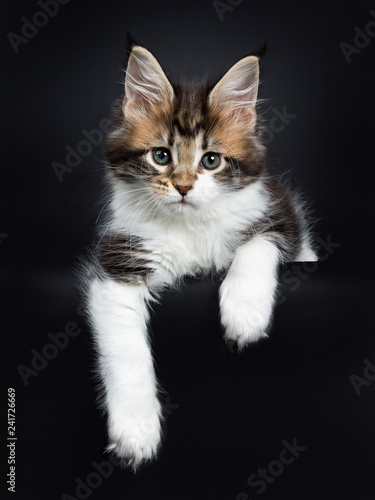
<box><xmin>2</xmin><ymin>0</ymin><xmax>375</xmax><ymax>499</ymax></box>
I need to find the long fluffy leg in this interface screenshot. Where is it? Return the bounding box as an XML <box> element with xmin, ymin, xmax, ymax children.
<box><xmin>88</xmin><ymin>276</ymin><xmax>161</xmax><ymax>468</ymax></box>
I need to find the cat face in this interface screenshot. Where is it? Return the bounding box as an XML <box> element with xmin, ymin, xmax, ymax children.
<box><xmin>106</xmin><ymin>46</ymin><xmax>266</xmax><ymax>215</ymax></box>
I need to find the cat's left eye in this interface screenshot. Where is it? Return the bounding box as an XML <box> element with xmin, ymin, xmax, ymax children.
<box><xmin>201</xmin><ymin>153</ymin><xmax>221</xmax><ymax>170</ymax></box>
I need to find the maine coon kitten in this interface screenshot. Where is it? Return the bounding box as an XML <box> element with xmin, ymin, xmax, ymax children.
<box><xmin>83</xmin><ymin>43</ymin><xmax>317</xmax><ymax>468</ymax></box>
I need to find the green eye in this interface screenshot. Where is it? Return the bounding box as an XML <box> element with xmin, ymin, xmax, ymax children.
<box><xmin>201</xmin><ymin>152</ymin><xmax>220</xmax><ymax>170</ymax></box>
<box><xmin>153</xmin><ymin>147</ymin><xmax>171</xmax><ymax>166</ymax></box>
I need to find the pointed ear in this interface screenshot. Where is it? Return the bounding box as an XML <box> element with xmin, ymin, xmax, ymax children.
<box><xmin>209</xmin><ymin>55</ymin><xmax>259</xmax><ymax>123</ymax></box>
<box><xmin>124</xmin><ymin>46</ymin><xmax>174</xmax><ymax>115</ymax></box>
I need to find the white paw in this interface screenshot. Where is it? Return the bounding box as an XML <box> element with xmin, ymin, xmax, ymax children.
<box><xmin>106</xmin><ymin>405</ymin><xmax>162</xmax><ymax>469</ymax></box>
<box><xmin>220</xmin><ymin>278</ymin><xmax>274</xmax><ymax>350</ymax></box>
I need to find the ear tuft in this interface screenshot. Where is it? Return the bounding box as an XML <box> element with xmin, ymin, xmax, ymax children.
<box><xmin>252</xmin><ymin>40</ymin><xmax>268</xmax><ymax>61</ymax></box>
<box><xmin>126</xmin><ymin>32</ymin><xmax>145</xmax><ymax>55</ymax></box>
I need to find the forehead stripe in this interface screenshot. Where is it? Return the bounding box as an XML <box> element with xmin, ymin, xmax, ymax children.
<box><xmin>172</xmin><ymin>118</ymin><xmax>202</xmax><ymax>139</ymax></box>
<box><xmin>202</xmin><ymin>133</ymin><xmax>208</xmax><ymax>151</ymax></box>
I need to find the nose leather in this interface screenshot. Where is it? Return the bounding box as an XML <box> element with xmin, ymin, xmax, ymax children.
<box><xmin>174</xmin><ymin>185</ymin><xmax>193</xmax><ymax>196</ymax></box>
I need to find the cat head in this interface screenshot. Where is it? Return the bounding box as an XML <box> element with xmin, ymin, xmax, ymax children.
<box><xmin>106</xmin><ymin>45</ymin><xmax>266</xmax><ymax>216</ymax></box>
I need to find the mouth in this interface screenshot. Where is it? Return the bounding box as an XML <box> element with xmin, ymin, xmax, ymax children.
<box><xmin>167</xmin><ymin>197</ymin><xmax>196</xmax><ymax>208</ymax></box>
<box><xmin>169</xmin><ymin>196</ymin><xmax>195</xmax><ymax>206</ymax></box>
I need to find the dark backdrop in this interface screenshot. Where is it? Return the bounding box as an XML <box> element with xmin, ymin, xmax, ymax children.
<box><xmin>2</xmin><ymin>1</ymin><xmax>375</xmax><ymax>499</ymax></box>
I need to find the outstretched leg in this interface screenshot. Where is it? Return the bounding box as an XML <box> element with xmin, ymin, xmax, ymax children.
<box><xmin>88</xmin><ymin>276</ymin><xmax>161</xmax><ymax>468</ymax></box>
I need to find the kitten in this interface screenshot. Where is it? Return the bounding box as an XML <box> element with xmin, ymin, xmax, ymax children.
<box><xmin>83</xmin><ymin>43</ymin><xmax>317</xmax><ymax>468</ymax></box>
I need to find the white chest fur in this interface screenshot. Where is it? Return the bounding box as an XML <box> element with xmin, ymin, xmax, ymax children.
<box><xmin>109</xmin><ymin>179</ymin><xmax>269</xmax><ymax>282</ymax></box>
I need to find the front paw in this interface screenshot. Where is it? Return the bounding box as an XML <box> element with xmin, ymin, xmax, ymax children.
<box><xmin>220</xmin><ymin>279</ymin><xmax>274</xmax><ymax>350</ymax></box>
<box><xmin>106</xmin><ymin>404</ymin><xmax>162</xmax><ymax>469</ymax></box>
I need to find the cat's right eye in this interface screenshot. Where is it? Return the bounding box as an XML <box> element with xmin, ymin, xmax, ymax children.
<box><xmin>152</xmin><ymin>148</ymin><xmax>172</xmax><ymax>166</ymax></box>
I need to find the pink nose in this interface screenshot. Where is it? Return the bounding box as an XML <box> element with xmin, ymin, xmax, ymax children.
<box><xmin>174</xmin><ymin>185</ymin><xmax>193</xmax><ymax>196</ymax></box>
